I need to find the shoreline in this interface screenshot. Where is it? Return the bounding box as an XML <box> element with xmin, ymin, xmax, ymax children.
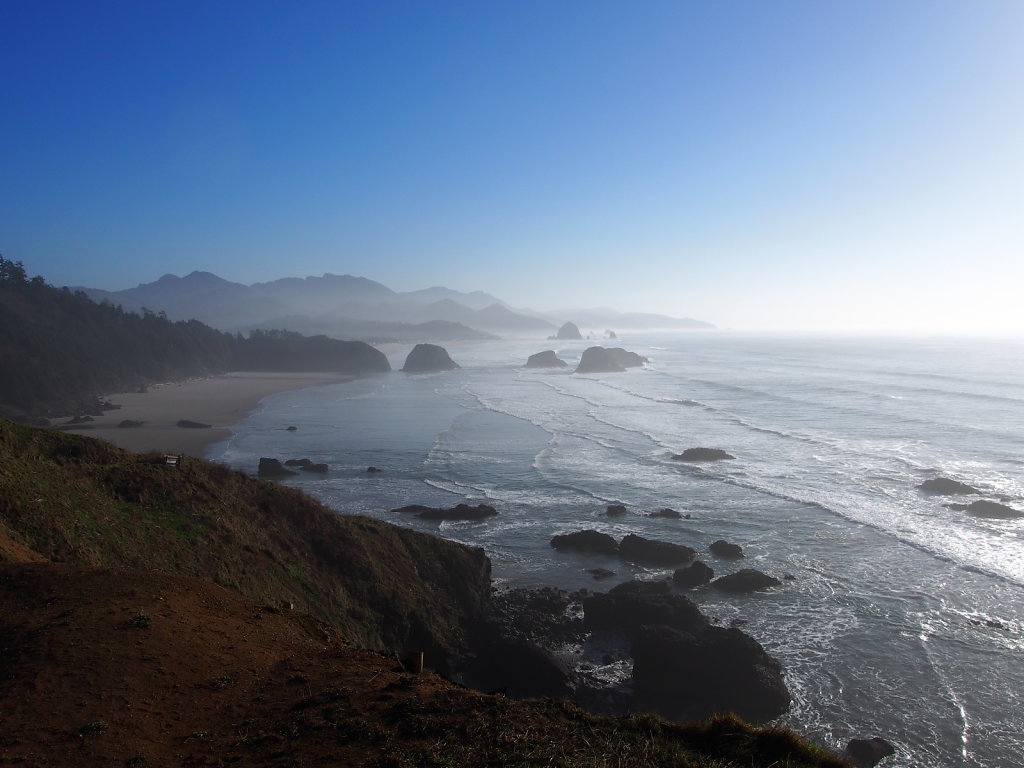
<box><xmin>60</xmin><ymin>371</ymin><xmax>355</xmax><ymax>457</ymax></box>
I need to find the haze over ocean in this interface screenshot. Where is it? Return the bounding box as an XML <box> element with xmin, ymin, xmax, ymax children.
<box><xmin>215</xmin><ymin>334</ymin><xmax>1024</xmax><ymax>768</ymax></box>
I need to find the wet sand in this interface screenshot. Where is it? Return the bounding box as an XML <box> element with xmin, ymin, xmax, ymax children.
<box><xmin>66</xmin><ymin>372</ymin><xmax>353</xmax><ymax>457</ymax></box>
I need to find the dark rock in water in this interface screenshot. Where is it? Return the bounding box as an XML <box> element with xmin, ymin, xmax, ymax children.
<box><xmin>393</xmin><ymin>503</ymin><xmax>497</xmax><ymax>521</ymax></box>
<box><xmin>649</xmin><ymin>508</ymin><xmax>682</xmax><ymax>519</ymax></box>
<box><xmin>284</xmin><ymin>458</ymin><xmax>313</xmax><ymax>467</ymax></box>
<box><xmin>587</xmin><ymin>568</ymin><xmax>616</xmax><ymax>580</ymax></box>
<box><xmin>605</xmin><ymin>329</ymin><xmax>617</xmax><ymax>339</ymax></box>
<box><xmin>605</xmin><ymin>348</ymin><xmax>648</xmax><ymax>368</ymax></box>
<box><xmin>66</xmin><ymin>415</ymin><xmax>94</xmax><ymax>424</ymax></box>
<box><xmin>550</xmin><ymin>529</ymin><xmax>619</xmax><ymax>555</ymax></box>
<box><xmin>945</xmin><ymin>502</ymin><xmax>970</xmax><ymax>511</ymax></box>
<box><xmin>285</xmin><ymin>425</ymin><xmax>298</xmax><ymax>431</ymax></box>
<box><xmin>556</xmin><ymin>321</ymin><xmax>583</xmax><ymax>340</ymax></box>
<box><xmin>711</xmin><ymin>568</ymin><xmax>781</xmax><ymax>593</ymax></box>
<box><xmin>575</xmin><ymin>346</ymin><xmax>626</xmax><ymax>373</ymax></box>
<box><xmin>709</xmin><ymin>539</ymin><xmax>744</xmax><ymax>558</ymax></box>
<box><xmin>300</xmin><ymin>462</ymin><xmax>329</xmax><ymax>473</ymax></box>
<box><xmin>525</xmin><ymin>350</ymin><xmax>568</xmax><ymax>368</ymax></box>
<box><xmin>366</xmin><ymin>466</ymin><xmax>383</xmax><ymax>473</ymax></box>
<box><xmin>783</xmin><ymin>573</ymin><xmax>797</xmax><ymax>581</ymax></box>
<box><xmin>631</xmin><ymin>624</ymin><xmax>791</xmax><ymax>723</ymax></box>
<box><xmin>117</xmin><ymin>419</ymin><xmax>144</xmax><ymax>428</ymax></box>
<box><xmin>583</xmin><ymin>587</ymin><xmax>708</xmax><ymax>636</ymax></box>
<box><xmin>673</xmin><ymin>561</ymin><xmax>714</xmax><ymax>588</ymax></box>
<box><xmin>258</xmin><ymin>458</ymin><xmax>298</xmax><ymax>478</ymax></box>
<box><xmin>672</xmin><ymin>447</ymin><xmax>735</xmax><ymax>462</ymax></box>
<box><xmin>610</xmin><ymin>579</ymin><xmax>671</xmax><ymax>596</ymax></box>
<box><xmin>619</xmin><ymin>534</ymin><xmax>697</xmax><ymax>566</ymax></box>
<box><xmin>918</xmin><ymin>477</ymin><xmax>980</xmax><ymax>495</ymax></box>
<box><xmin>177</xmin><ymin>419</ymin><xmax>211</xmax><ymax>429</ymax></box>
<box><xmin>606</xmin><ymin>504</ymin><xmax>628</xmax><ymax>517</ymax></box>
<box><xmin>965</xmin><ymin>500</ymin><xmax>1023</xmax><ymax>518</ymax></box>
<box><xmin>846</xmin><ymin>737</ymin><xmax>896</xmax><ymax>767</ymax></box>
<box><xmin>402</xmin><ymin>343</ymin><xmax>460</xmax><ymax>373</ymax></box>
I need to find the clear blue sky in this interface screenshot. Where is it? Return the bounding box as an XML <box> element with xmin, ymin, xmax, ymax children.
<box><xmin>3</xmin><ymin>0</ymin><xmax>1022</xmax><ymax>332</ymax></box>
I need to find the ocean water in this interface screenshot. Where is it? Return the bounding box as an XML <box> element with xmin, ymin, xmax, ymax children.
<box><xmin>210</xmin><ymin>334</ymin><xmax>1024</xmax><ymax>767</ymax></box>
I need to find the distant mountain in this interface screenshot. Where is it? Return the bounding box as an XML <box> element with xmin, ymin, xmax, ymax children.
<box><xmin>78</xmin><ymin>270</ymin><xmax>711</xmax><ymax>342</ymax></box>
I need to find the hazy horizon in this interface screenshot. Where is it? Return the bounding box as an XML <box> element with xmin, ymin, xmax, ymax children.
<box><xmin>3</xmin><ymin>1</ymin><xmax>1022</xmax><ymax>335</ymax></box>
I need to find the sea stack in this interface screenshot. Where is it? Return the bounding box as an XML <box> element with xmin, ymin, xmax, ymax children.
<box><xmin>555</xmin><ymin>321</ymin><xmax>583</xmax><ymax>340</ymax></box>
<box><xmin>525</xmin><ymin>350</ymin><xmax>568</xmax><ymax>368</ymax></box>
<box><xmin>575</xmin><ymin>346</ymin><xmax>625</xmax><ymax>373</ymax></box>
<box><xmin>402</xmin><ymin>343</ymin><xmax>459</xmax><ymax>373</ymax></box>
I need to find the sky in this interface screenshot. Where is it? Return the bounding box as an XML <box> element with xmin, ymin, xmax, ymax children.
<box><xmin>2</xmin><ymin>0</ymin><xmax>1023</xmax><ymax>333</ymax></box>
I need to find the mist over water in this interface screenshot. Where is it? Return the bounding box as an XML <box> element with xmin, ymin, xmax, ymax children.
<box><xmin>212</xmin><ymin>334</ymin><xmax>1024</xmax><ymax>767</ymax></box>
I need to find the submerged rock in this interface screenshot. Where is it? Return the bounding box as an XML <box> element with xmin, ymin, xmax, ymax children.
<box><xmin>393</xmin><ymin>503</ymin><xmax>497</xmax><ymax>521</ymax></box>
<box><xmin>672</xmin><ymin>448</ymin><xmax>735</xmax><ymax>462</ymax></box>
<box><xmin>550</xmin><ymin>530</ymin><xmax>619</xmax><ymax>555</ymax></box>
<box><xmin>649</xmin><ymin>508</ymin><xmax>682</xmax><ymax>519</ymax></box>
<box><xmin>918</xmin><ymin>477</ymin><xmax>980</xmax><ymax>495</ymax></box>
<box><xmin>606</xmin><ymin>504</ymin><xmax>628</xmax><ymax>517</ymax></box>
<box><xmin>711</xmin><ymin>568</ymin><xmax>781</xmax><ymax>593</ymax></box>
<box><xmin>965</xmin><ymin>500</ymin><xmax>1023</xmax><ymax>518</ymax></box>
<box><xmin>525</xmin><ymin>350</ymin><xmax>568</xmax><ymax>368</ymax></box>
<box><xmin>402</xmin><ymin>343</ymin><xmax>459</xmax><ymax>373</ymax></box>
<box><xmin>618</xmin><ymin>534</ymin><xmax>697</xmax><ymax>566</ymax></box>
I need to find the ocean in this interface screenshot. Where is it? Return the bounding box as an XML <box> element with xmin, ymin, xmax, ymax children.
<box><xmin>210</xmin><ymin>334</ymin><xmax>1024</xmax><ymax>767</ymax></box>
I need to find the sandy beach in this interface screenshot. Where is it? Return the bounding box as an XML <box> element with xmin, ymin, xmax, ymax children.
<box><xmin>61</xmin><ymin>372</ymin><xmax>354</xmax><ymax>458</ymax></box>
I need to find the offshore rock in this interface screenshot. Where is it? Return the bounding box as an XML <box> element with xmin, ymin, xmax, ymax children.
<box><xmin>402</xmin><ymin>343</ymin><xmax>459</xmax><ymax>373</ymax></box>
<box><xmin>672</xmin><ymin>447</ymin><xmax>735</xmax><ymax>462</ymax></box>
<box><xmin>525</xmin><ymin>350</ymin><xmax>568</xmax><ymax>368</ymax></box>
<box><xmin>709</xmin><ymin>540</ymin><xmax>744</xmax><ymax>558</ymax></box>
<box><xmin>618</xmin><ymin>534</ymin><xmax>697</xmax><ymax>566</ymax></box>
<box><xmin>918</xmin><ymin>477</ymin><xmax>980</xmax><ymax>495</ymax></box>
<box><xmin>649</xmin><ymin>508</ymin><xmax>682</xmax><ymax>519</ymax></box>
<box><xmin>673</xmin><ymin>561</ymin><xmax>714</xmax><ymax>588</ymax></box>
<box><xmin>631</xmin><ymin>624</ymin><xmax>791</xmax><ymax>723</ymax></box>
<box><xmin>257</xmin><ymin>457</ymin><xmax>298</xmax><ymax>477</ymax></box>
<box><xmin>583</xmin><ymin>582</ymin><xmax>708</xmax><ymax>636</ymax></box>
<box><xmin>393</xmin><ymin>503</ymin><xmax>498</xmax><ymax>521</ymax></box>
<box><xmin>575</xmin><ymin>346</ymin><xmax>626</xmax><ymax>373</ymax></box>
<box><xmin>556</xmin><ymin>321</ymin><xmax>583</xmax><ymax>340</ymax></box>
<box><xmin>550</xmin><ymin>529</ymin><xmax>619</xmax><ymax>555</ymax></box>
<box><xmin>965</xmin><ymin>499</ymin><xmax>1023</xmax><ymax>518</ymax></box>
<box><xmin>605</xmin><ymin>348</ymin><xmax>648</xmax><ymax>368</ymax></box>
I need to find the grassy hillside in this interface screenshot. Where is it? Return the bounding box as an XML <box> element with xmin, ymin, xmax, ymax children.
<box><xmin>0</xmin><ymin>419</ymin><xmax>489</xmax><ymax>670</ymax></box>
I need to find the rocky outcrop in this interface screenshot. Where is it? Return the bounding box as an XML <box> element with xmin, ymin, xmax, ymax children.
<box><xmin>402</xmin><ymin>343</ymin><xmax>460</xmax><ymax>373</ymax></box>
<box><xmin>525</xmin><ymin>350</ymin><xmax>568</xmax><ymax>368</ymax></box>
<box><xmin>649</xmin><ymin>508</ymin><xmax>682</xmax><ymax>519</ymax></box>
<box><xmin>711</xmin><ymin>568</ymin><xmax>781</xmax><ymax>593</ymax></box>
<box><xmin>618</xmin><ymin>534</ymin><xmax>697</xmax><ymax>566</ymax></box>
<box><xmin>575</xmin><ymin>346</ymin><xmax>626</xmax><ymax>373</ymax></box>
<box><xmin>583</xmin><ymin>582</ymin><xmax>708</xmax><ymax>636</ymax></box>
<box><xmin>631</xmin><ymin>624</ymin><xmax>791</xmax><ymax>723</ymax></box>
<box><xmin>709</xmin><ymin>540</ymin><xmax>744</xmax><ymax>558</ymax></box>
<box><xmin>393</xmin><ymin>503</ymin><xmax>498</xmax><ymax>521</ymax></box>
<box><xmin>918</xmin><ymin>477</ymin><xmax>980</xmax><ymax>495</ymax></box>
<box><xmin>550</xmin><ymin>529</ymin><xmax>619</xmax><ymax>555</ymax></box>
<box><xmin>606</xmin><ymin>504</ymin><xmax>628</xmax><ymax>516</ymax></box>
<box><xmin>556</xmin><ymin>322</ymin><xmax>583</xmax><ymax>340</ymax></box>
<box><xmin>673</xmin><ymin>561</ymin><xmax>714</xmax><ymax>588</ymax></box>
<box><xmin>258</xmin><ymin>457</ymin><xmax>298</xmax><ymax>477</ymax></box>
<box><xmin>672</xmin><ymin>448</ymin><xmax>735</xmax><ymax>462</ymax></box>
<box><xmin>846</xmin><ymin>737</ymin><xmax>896</xmax><ymax>767</ymax></box>
<box><xmin>285</xmin><ymin>458</ymin><xmax>313</xmax><ymax>467</ymax></box>
<box><xmin>300</xmin><ymin>462</ymin><xmax>329</xmax><ymax>473</ymax></box>
<box><xmin>605</xmin><ymin>348</ymin><xmax>648</xmax><ymax>368</ymax></box>
<box><xmin>965</xmin><ymin>500</ymin><xmax>1023</xmax><ymax>518</ymax></box>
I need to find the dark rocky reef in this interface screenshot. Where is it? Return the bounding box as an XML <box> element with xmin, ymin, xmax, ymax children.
<box><xmin>673</xmin><ymin>561</ymin><xmax>714</xmax><ymax>588</ymax></box>
<box><xmin>846</xmin><ymin>737</ymin><xmax>896</xmax><ymax>767</ymax></box>
<box><xmin>258</xmin><ymin>457</ymin><xmax>298</xmax><ymax>477</ymax></box>
<box><xmin>672</xmin><ymin>447</ymin><xmax>736</xmax><ymax>462</ymax></box>
<box><xmin>177</xmin><ymin>419</ymin><xmax>212</xmax><ymax>429</ymax></box>
<box><xmin>525</xmin><ymin>350</ymin><xmax>568</xmax><ymax>368</ymax></box>
<box><xmin>619</xmin><ymin>534</ymin><xmax>697</xmax><ymax>566</ymax></box>
<box><xmin>574</xmin><ymin>346</ymin><xmax>648</xmax><ymax>373</ymax></box>
<box><xmin>709</xmin><ymin>539</ymin><xmax>744</xmax><ymax>558</ymax></box>
<box><xmin>402</xmin><ymin>343</ymin><xmax>459</xmax><ymax>373</ymax></box>
<box><xmin>964</xmin><ymin>499</ymin><xmax>1023</xmax><ymax>518</ymax></box>
<box><xmin>583</xmin><ymin>580</ymin><xmax>708</xmax><ymax>636</ymax></box>
<box><xmin>711</xmin><ymin>568</ymin><xmax>781</xmax><ymax>593</ymax></box>
<box><xmin>649</xmin><ymin>507</ymin><xmax>683</xmax><ymax>519</ymax></box>
<box><xmin>555</xmin><ymin>321</ymin><xmax>583</xmax><ymax>340</ymax></box>
<box><xmin>606</xmin><ymin>504</ymin><xmax>628</xmax><ymax>516</ymax></box>
<box><xmin>393</xmin><ymin>503</ymin><xmax>498</xmax><ymax>521</ymax></box>
<box><xmin>631</xmin><ymin>624</ymin><xmax>791</xmax><ymax>723</ymax></box>
<box><xmin>918</xmin><ymin>477</ymin><xmax>980</xmax><ymax>495</ymax></box>
<box><xmin>550</xmin><ymin>529</ymin><xmax>619</xmax><ymax>555</ymax></box>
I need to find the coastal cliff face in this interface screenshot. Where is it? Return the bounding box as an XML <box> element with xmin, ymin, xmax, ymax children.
<box><xmin>0</xmin><ymin>419</ymin><xmax>490</xmax><ymax>670</ymax></box>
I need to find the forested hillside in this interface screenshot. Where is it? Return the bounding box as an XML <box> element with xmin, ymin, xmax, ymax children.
<box><xmin>0</xmin><ymin>257</ymin><xmax>389</xmax><ymax>421</ymax></box>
